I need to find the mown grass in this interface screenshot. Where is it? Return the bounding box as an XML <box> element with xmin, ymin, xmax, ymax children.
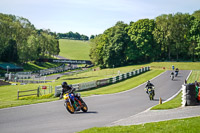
<box><xmin>0</xmin><ymin>68</ymin><xmax>163</xmax><ymax>109</ymax></box>
<box><xmin>187</xmin><ymin>70</ymin><xmax>200</xmax><ymax>83</ymax></box>
<box><xmin>1</xmin><ymin>62</ymin><xmax>200</xmax><ymax>109</ymax></box>
<box><xmin>149</xmin><ymin>62</ymin><xmax>200</xmax><ymax>70</ymax></box>
<box><xmin>79</xmin><ymin>116</ymin><xmax>200</xmax><ymax>133</ymax></box>
<box><xmin>22</xmin><ymin>62</ymin><xmax>62</xmax><ymax>71</ymax></box>
<box><xmin>59</xmin><ymin>39</ymin><xmax>91</xmax><ymax>60</ymax></box>
<box><xmin>80</xmin><ymin>70</ymin><xmax>163</xmax><ymax>97</ymax></box>
<box><xmin>151</xmin><ymin>91</ymin><xmax>182</xmax><ymax>110</ymax></box>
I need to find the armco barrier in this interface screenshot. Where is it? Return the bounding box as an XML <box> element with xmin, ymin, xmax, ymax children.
<box><xmin>55</xmin><ymin>66</ymin><xmax>150</xmax><ymax>97</ymax></box>
<box><xmin>78</xmin><ymin>81</ymin><xmax>96</xmax><ymax>91</ymax></box>
<box><xmin>55</xmin><ymin>85</ymin><xmax>62</xmax><ymax>97</ymax></box>
<box><xmin>96</xmin><ymin>79</ymin><xmax>110</xmax><ymax>87</ymax></box>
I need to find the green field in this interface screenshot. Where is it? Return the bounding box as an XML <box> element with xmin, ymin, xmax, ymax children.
<box><xmin>0</xmin><ymin>64</ymin><xmax>160</xmax><ymax>108</ymax></box>
<box><xmin>1</xmin><ymin>62</ymin><xmax>200</xmax><ymax>109</ymax></box>
<box><xmin>59</xmin><ymin>39</ymin><xmax>91</xmax><ymax>60</ymax></box>
<box><xmin>79</xmin><ymin>116</ymin><xmax>200</xmax><ymax>133</ymax></box>
<box><xmin>149</xmin><ymin>62</ymin><xmax>200</xmax><ymax>70</ymax></box>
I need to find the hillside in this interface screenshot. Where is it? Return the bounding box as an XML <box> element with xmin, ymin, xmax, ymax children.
<box><xmin>59</xmin><ymin>39</ymin><xmax>91</xmax><ymax>60</ymax></box>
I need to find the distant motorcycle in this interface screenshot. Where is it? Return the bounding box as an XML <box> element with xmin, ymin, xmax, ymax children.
<box><xmin>170</xmin><ymin>75</ymin><xmax>174</xmax><ymax>80</ymax></box>
<box><xmin>175</xmin><ymin>71</ymin><xmax>178</xmax><ymax>77</ymax></box>
<box><xmin>63</xmin><ymin>92</ymin><xmax>88</xmax><ymax>114</ymax></box>
<box><xmin>175</xmin><ymin>68</ymin><xmax>179</xmax><ymax>77</ymax></box>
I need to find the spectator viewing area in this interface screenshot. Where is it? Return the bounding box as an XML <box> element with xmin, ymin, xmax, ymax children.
<box><xmin>0</xmin><ymin>63</ymin><xmax>23</xmax><ymax>71</ymax></box>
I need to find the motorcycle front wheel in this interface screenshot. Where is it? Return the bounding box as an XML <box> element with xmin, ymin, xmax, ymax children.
<box><xmin>66</xmin><ymin>102</ymin><xmax>75</xmax><ymax>114</ymax></box>
<box><xmin>149</xmin><ymin>94</ymin><xmax>153</xmax><ymax>100</ymax></box>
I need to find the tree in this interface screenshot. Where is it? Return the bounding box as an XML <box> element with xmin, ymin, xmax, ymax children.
<box><xmin>192</xmin><ymin>9</ymin><xmax>200</xmax><ymax>21</ymax></box>
<box><xmin>128</xmin><ymin>19</ymin><xmax>156</xmax><ymax>62</ymax></box>
<box><xmin>189</xmin><ymin>18</ymin><xmax>200</xmax><ymax>61</ymax></box>
<box><xmin>0</xmin><ymin>13</ymin><xmax>60</xmax><ymax>63</ymax></box>
<box><xmin>171</xmin><ymin>13</ymin><xmax>193</xmax><ymax>61</ymax></box>
<box><xmin>89</xmin><ymin>21</ymin><xmax>129</xmax><ymax>68</ymax></box>
<box><xmin>90</xmin><ymin>35</ymin><xmax>95</xmax><ymax>39</ymax></box>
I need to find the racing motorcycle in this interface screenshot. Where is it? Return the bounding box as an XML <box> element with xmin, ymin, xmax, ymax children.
<box><xmin>63</xmin><ymin>92</ymin><xmax>88</xmax><ymax>114</ymax></box>
<box><xmin>146</xmin><ymin>87</ymin><xmax>154</xmax><ymax>100</ymax></box>
<box><xmin>170</xmin><ymin>74</ymin><xmax>174</xmax><ymax>80</ymax></box>
<box><xmin>175</xmin><ymin>71</ymin><xmax>178</xmax><ymax>77</ymax></box>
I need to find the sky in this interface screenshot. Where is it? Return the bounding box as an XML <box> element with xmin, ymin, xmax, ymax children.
<box><xmin>0</xmin><ymin>0</ymin><xmax>200</xmax><ymax>37</ymax></box>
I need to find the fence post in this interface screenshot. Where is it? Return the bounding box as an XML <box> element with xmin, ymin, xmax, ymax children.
<box><xmin>17</xmin><ymin>89</ymin><xmax>19</xmax><ymax>100</ymax></box>
<box><xmin>37</xmin><ymin>87</ymin><xmax>40</xmax><ymax>97</ymax></box>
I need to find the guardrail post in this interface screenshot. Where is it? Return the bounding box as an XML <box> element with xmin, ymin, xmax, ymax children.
<box><xmin>17</xmin><ymin>89</ymin><xmax>19</xmax><ymax>100</ymax></box>
<box><xmin>37</xmin><ymin>87</ymin><xmax>40</xmax><ymax>97</ymax></box>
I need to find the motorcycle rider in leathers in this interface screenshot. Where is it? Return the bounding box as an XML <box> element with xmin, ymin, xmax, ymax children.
<box><xmin>145</xmin><ymin>80</ymin><xmax>155</xmax><ymax>96</ymax></box>
<box><xmin>60</xmin><ymin>82</ymin><xmax>80</xmax><ymax>110</ymax></box>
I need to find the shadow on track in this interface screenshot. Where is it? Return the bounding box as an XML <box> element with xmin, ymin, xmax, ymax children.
<box><xmin>172</xmin><ymin>79</ymin><xmax>180</xmax><ymax>81</ymax></box>
<box><xmin>75</xmin><ymin>111</ymin><xmax>98</xmax><ymax>114</ymax></box>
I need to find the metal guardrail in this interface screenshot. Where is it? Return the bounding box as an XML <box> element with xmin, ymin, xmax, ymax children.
<box><xmin>54</xmin><ymin>66</ymin><xmax>150</xmax><ymax>97</ymax></box>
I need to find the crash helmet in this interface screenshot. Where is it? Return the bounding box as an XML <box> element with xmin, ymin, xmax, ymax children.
<box><xmin>61</xmin><ymin>81</ymin><xmax>68</xmax><ymax>88</ymax></box>
<box><xmin>147</xmin><ymin>80</ymin><xmax>150</xmax><ymax>85</ymax></box>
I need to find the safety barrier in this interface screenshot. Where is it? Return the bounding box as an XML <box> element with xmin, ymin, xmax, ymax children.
<box><xmin>55</xmin><ymin>66</ymin><xmax>150</xmax><ymax>97</ymax></box>
<box><xmin>181</xmin><ymin>85</ymin><xmax>186</xmax><ymax>107</ymax></box>
<box><xmin>17</xmin><ymin>88</ymin><xmax>39</xmax><ymax>100</ymax></box>
<box><xmin>182</xmin><ymin>83</ymin><xmax>200</xmax><ymax>106</ymax></box>
<box><xmin>17</xmin><ymin>85</ymin><xmax>53</xmax><ymax>99</ymax></box>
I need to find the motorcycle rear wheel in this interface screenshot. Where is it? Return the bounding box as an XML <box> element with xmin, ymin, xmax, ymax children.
<box><xmin>81</xmin><ymin>101</ymin><xmax>88</xmax><ymax>112</ymax></box>
<box><xmin>149</xmin><ymin>94</ymin><xmax>153</xmax><ymax>100</ymax></box>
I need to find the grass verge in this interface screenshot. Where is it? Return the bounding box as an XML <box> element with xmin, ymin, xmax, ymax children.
<box><xmin>80</xmin><ymin>70</ymin><xmax>164</xmax><ymax>97</ymax></box>
<box><xmin>78</xmin><ymin>116</ymin><xmax>200</xmax><ymax>133</ymax></box>
<box><xmin>1</xmin><ymin>62</ymin><xmax>200</xmax><ymax>109</ymax></box>
<box><xmin>0</xmin><ymin>69</ymin><xmax>163</xmax><ymax>109</ymax></box>
<box><xmin>151</xmin><ymin>91</ymin><xmax>182</xmax><ymax>110</ymax></box>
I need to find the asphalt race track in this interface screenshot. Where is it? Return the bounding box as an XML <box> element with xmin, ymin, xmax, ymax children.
<box><xmin>0</xmin><ymin>70</ymin><xmax>190</xmax><ymax>133</ymax></box>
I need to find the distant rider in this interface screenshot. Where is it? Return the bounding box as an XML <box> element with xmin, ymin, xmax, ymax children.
<box><xmin>145</xmin><ymin>80</ymin><xmax>155</xmax><ymax>96</ymax></box>
<box><xmin>60</xmin><ymin>81</ymin><xmax>75</xmax><ymax>99</ymax></box>
<box><xmin>170</xmin><ymin>72</ymin><xmax>175</xmax><ymax>80</ymax></box>
<box><xmin>175</xmin><ymin>68</ymin><xmax>179</xmax><ymax>76</ymax></box>
<box><xmin>171</xmin><ymin>71</ymin><xmax>174</xmax><ymax>76</ymax></box>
